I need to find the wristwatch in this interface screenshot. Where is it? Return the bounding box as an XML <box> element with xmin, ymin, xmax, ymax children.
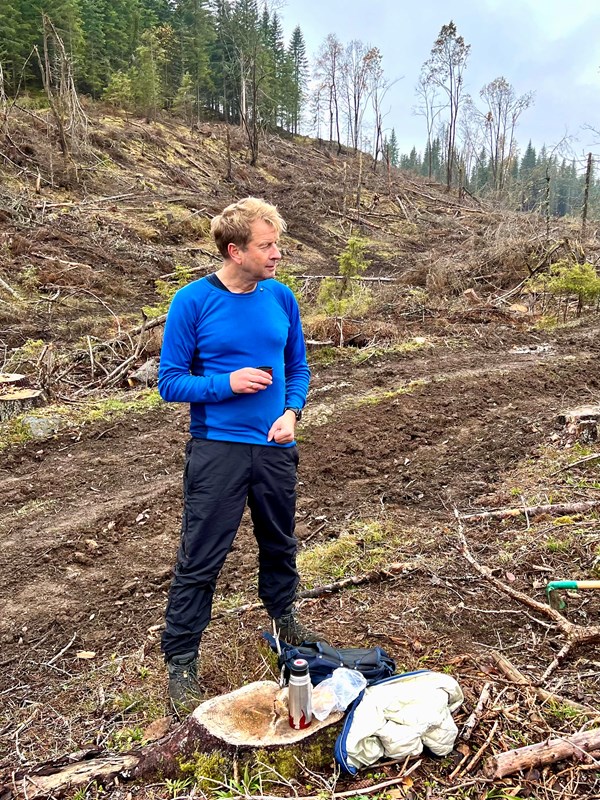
<box><xmin>284</xmin><ymin>407</ymin><xmax>303</xmax><ymax>422</ymax></box>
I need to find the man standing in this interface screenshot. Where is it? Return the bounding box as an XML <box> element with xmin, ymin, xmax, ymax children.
<box><xmin>158</xmin><ymin>197</ymin><xmax>319</xmax><ymax>713</ymax></box>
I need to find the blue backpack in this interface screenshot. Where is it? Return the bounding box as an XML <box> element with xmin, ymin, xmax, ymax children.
<box><xmin>263</xmin><ymin>633</ymin><xmax>396</xmax><ymax>686</ymax></box>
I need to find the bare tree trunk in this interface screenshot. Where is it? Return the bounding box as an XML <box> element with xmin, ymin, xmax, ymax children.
<box><xmin>356</xmin><ymin>150</ymin><xmax>363</xmax><ymax>220</ymax></box>
<box><xmin>581</xmin><ymin>151</ymin><xmax>592</xmax><ymax>241</ymax></box>
<box><xmin>225</xmin><ymin>125</ymin><xmax>232</xmax><ymax>181</ymax></box>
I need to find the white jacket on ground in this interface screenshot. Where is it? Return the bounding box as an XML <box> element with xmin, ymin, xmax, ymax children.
<box><xmin>343</xmin><ymin>670</ymin><xmax>464</xmax><ymax>770</ymax></box>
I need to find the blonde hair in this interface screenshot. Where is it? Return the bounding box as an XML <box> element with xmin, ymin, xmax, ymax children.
<box><xmin>210</xmin><ymin>197</ymin><xmax>286</xmax><ymax>258</ymax></box>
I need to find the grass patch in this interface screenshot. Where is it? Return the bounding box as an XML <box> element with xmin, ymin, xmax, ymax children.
<box><xmin>298</xmin><ymin>519</ymin><xmax>395</xmax><ymax>586</ymax></box>
<box><xmin>308</xmin><ymin>338</ymin><xmax>433</xmax><ymax>368</ymax></box>
<box><xmin>0</xmin><ymin>389</ymin><xmax>165</xmax><ymax>452</ymax></box>
<box><xmin>354</xmin><ymin>379</ymin><xmax>427</xmax><ymax>407</ymax></box>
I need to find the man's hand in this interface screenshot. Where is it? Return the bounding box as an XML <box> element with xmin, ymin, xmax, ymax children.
<box><xmin>230</xmin><ymin>367</ymin><xmax>273</xmax><ymax>394</ymax></box>
<box><xmin>267</xmin><ymin>410</ymin><xmax>296</xmax><ymax>444</ymax></box>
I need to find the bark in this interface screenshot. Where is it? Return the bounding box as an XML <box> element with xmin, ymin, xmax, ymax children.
<box><xmin>484</xmin><ymin>729</ymin><xmax>600</xmax><ymax>779</ymax></box>
<box><xmin>9</xmin><ymin>682</ymin><xmax>343</xmax><ymax>799</ymax></box>
<box><xmin>557</xmin><ymin>405</ymin><xmax>600</xmax><ymax>445</ymax></box>
<box><xmin>0</xmin><ymin>388</ymin><xmax>45</xmax><ymax>422</ymax></box>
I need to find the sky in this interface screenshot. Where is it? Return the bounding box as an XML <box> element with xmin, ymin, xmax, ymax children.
<box><xmin>280</xmin><ymin>0</ymin><xmax>600</xmax><ymax>164</ymax></box>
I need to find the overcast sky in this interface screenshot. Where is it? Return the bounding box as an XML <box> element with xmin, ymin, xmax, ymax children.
<box><xmin>281</xmin><ymin>0</ymin><xmax>600</xmax><ymax>164</ymax></box>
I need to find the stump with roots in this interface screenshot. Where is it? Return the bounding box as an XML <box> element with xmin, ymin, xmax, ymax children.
<box><xmin>10</xmin><ymin>681</ymin><xmax>345</xmax><ymax>799</ymax></box>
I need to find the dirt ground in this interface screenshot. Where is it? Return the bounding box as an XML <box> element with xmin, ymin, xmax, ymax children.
<box><xmin>2</xmin><ymin>311</ymin><xmax>600</xmax><ymax>797</ymax></box>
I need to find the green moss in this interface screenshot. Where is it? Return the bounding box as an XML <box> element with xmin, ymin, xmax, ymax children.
<box><xmin>252</xmin><ymin>724</ymin><xmax>340</xmax><ymax>785</ymax></box>
<box><xmin>179</xmin><ymin>750</ymin><xmax>228</xmax><ymax>793</ymax></box>
<box><xmin>545</xmin><ymin>536</ymin><xmax>571</xmax><ymax>553</ymax></box>
<box><xmin>252</xmin><ymin>748</ymin><xmax>298</xmax><ymax>782</ymax></box>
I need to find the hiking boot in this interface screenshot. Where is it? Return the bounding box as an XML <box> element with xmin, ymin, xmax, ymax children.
<box><xmin>271</xmin><ymin>609</ymin><xmax>327</xmax><ymax>645</ymax></box>
<box><xmin>167</xmin><ymin>652</ymin><xmax>202</xmax><ymax>717</ymax></box>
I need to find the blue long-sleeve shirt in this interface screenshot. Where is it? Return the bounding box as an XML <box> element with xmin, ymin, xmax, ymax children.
<box><xmin>158</xmin><ymin>276</ymin><xmax>310</xmax><ymax>446</ymax></box>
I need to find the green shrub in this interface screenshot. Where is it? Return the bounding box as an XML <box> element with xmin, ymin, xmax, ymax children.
<box><xmin>317</xmin><ymin>236</ymin><xmax>372</xmax><ymax>317</ymax></box>
<box><xmin>143</xmin><ymin>264</ymin><xmax>194</xmax><ymax>318</ymax></box>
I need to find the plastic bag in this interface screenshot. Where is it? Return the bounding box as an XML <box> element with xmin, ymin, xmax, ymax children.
<box><xmin>311</xmin><ymin>667</ymin><xmax>367</xmax><ymax>721</ymax></box>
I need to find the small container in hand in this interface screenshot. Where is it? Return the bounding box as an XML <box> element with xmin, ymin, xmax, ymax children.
<box><xmin>256</xmin><ymin>365</ymin><xmax>273</xmax><ymax>376</ymax></box>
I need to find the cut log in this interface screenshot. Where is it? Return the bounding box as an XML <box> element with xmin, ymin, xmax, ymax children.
<box><xmin>484</xmin><ymin>729</ymin><xmax>600</xmax><ymax>779</ymax></box>
<box><xmin>127</xmin><ymin>358</ymin><xmax>158</xmax><ymax>387</ymax></box>
<box><xmin>0</xmin><ymin>388</ymin><xmax>45</xmax><ymax>422</ymax></box>
<box><xmin>10</xmin><ymin>681</ymin><xmax>344</xmax><ymax>799</ymax></box>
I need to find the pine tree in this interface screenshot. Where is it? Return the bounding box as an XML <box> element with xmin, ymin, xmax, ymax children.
<box><xmin>423</xmin><ymin>21</ymin><xmax>470</xmax><ymax>190</ymax></box>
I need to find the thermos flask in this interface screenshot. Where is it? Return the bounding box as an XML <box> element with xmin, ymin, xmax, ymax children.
<box><xmin>288</xmin><ymin>658</ymin><xmax>312</xmax><ymax>729</ymax></box>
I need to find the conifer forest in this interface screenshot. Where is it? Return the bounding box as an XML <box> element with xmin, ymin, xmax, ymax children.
<box><xmin>1</xmin><ymin>1</ymin><xmax>597</xmax><ymax>217</ymax></box>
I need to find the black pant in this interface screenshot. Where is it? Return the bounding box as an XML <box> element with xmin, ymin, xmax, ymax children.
<box><xmin>161</xmin><ymin>439</ymin><xmax>300</xmax><ymax>658</ymax></box>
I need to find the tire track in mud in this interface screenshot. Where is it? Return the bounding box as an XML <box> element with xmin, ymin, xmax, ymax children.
<box><xmin>301</xmin><ymin>345</ymin><xmax>599</xmax><ymax>526</ymax></box>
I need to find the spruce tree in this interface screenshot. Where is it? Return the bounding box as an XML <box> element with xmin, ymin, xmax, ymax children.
<box><xmin>130</xmin><ymin>27</ymin><xmax>165</xmax><ymax>120</ymax></box>
<box><xmin>287</xmin><ymin>25</ymin><xmax>308</xmax><ymax>134</ymax></box>
<box><xmin>0</xmin><ymin>1</ymin><xmax>23</xmax><ymax>92</ymax></box>
<box><xmin>79</xmin><ymin>0</ymin><xmax>108</xmax><ymax>96</ymax></box>
<box><xmin>173</xmin><ymin>0</ymin><xmax>215</xmax><ymax>118</ymax></box>
<box><xmin>387</xmin><ymin>128</ymin><xmax>398</xmax><ymax>166</ymax></box>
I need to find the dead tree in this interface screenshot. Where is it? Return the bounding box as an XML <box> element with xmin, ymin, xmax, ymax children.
<box><xmin>582</xmin><ymin>152</ymin><xmax>593</xmax><ymax>241</ymax></box>
<box><xmin>34</xmin><ymin>15</ymin><xmax>88</xmax><ymax>160</ymax></box>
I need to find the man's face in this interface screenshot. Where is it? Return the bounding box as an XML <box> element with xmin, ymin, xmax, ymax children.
<box><xmin>231</xmin><ymin>219</ymin><xmax>281</xmax><ymax>282</ymax></box>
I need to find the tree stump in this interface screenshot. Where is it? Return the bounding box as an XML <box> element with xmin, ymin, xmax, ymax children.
<box><xmin>9</xmin><ymin>681</ymin><xmax>344</xmax><ymax>799</ymax></box>
<box><xmin>556</xmin><ymin>406</ymin><xmax>600</xmax><ymax>444</ymax></box>
<box><xmin>0</xmin><ymin>389</ymin><xmax>45</xmax><ymax>423</ymax></box>
<box><xmin>0</xmin><ymin>373</ymin><xmax>26</xmax><ymax>386</ymax></box>
<box><xmin>127</xmin><ymin>358</ymin><xmax>158</xmax><ymax>388</ymax></box>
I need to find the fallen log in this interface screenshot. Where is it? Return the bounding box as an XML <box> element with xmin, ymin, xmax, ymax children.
<box><xmin>484</xmin><ymin>729</ymin><xmax>600</xmax><ymax>779</ymax></box>
<box><xmin>489</xmin><ymin>651</ymin><xmax>599</xmax><ymax>718</ymax></box>
<box><xmin>456</xmin><ymin>515</ymin><xmax>600</xmax><ymax>682</ymax></box>
<box><xmin>460</xmin><ymin>500</ymin><xmax>600</xmax><ymax>522</ymax></box>
<box><xmin>9</xmin><ymin>681</ymin><xmax>343</xmax><ymax>799</ymax></box>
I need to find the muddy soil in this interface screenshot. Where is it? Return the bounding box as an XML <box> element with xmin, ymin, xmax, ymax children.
<box><xmin>2</xmin><ymin>314</ymin><xmax>600</xmax><ymax>791</ymax></box>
